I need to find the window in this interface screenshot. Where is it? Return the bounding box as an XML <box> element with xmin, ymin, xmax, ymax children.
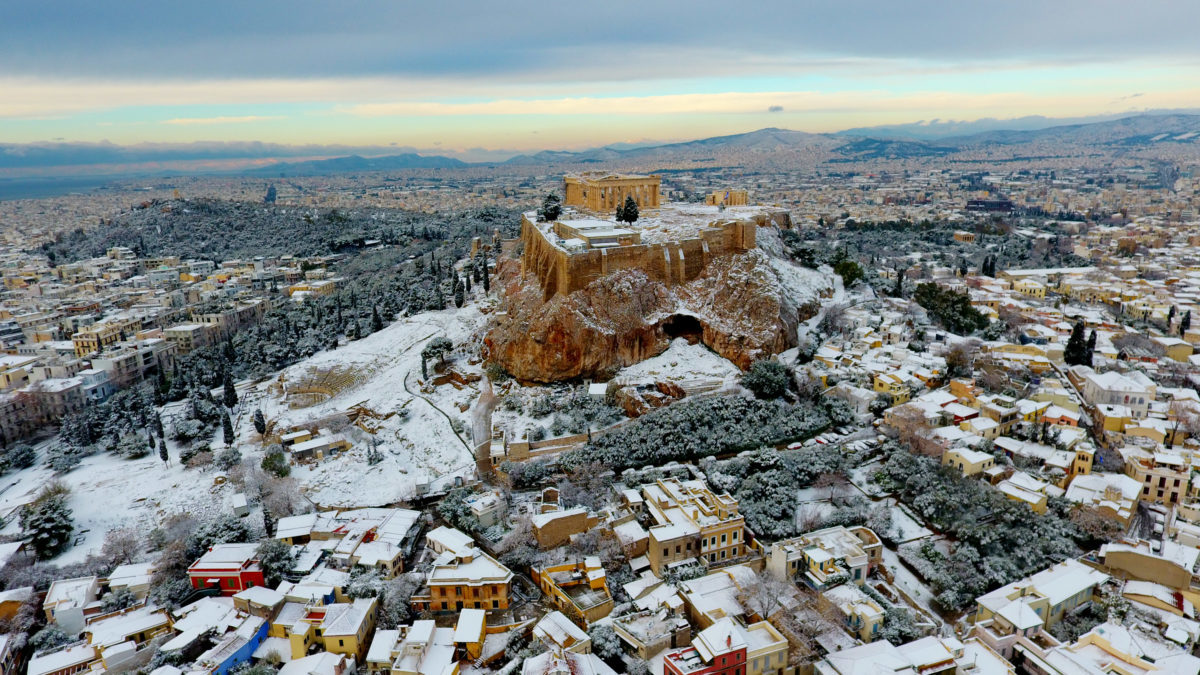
<box><xmin>663</xmin><ymin>548</ymin><xmax>669</xmax><ymax>557</ymax></box>
<box><xmin>339</xmin><ymin>639</ymin><xmax>344</xmax><ymax>647</ymax></box>
<box><xmin>721</xmin><ymin>533</ymin><xmax>727</xmax><ymax>544</ymax></box>
<box><xmin>493</xmin><ymin>600</ymin><xmax>499</xmax><ymax>608</ymax></box>
<box><xmin>676</xmin><ymin>545</ymin><xmax>681</xmax><ymax>554</ymax></box>
<box><xmin>732</xmin><ymin>532</ymin><xmax>738</xmax><ymax>542</ymax></box>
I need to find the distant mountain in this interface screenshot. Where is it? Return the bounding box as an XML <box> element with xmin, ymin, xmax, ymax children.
<box><xmin>835</xmin><ymin>109</ymin><xmax>1200</xmax><ymax>141</ymax></box>
<box><xmin>944</xmin><ymin>113</ymin><xmax>1200</xmax><ymax>147</ymax></box>
<box><xmin>246</xmin><ymin>153</ymin><xmax>468</xmax><ymax>176</ymax></box>
<box><xmin>503</xmin><ymin>127</ymin><xmax>835</xmax><ymax>165</ymax></box>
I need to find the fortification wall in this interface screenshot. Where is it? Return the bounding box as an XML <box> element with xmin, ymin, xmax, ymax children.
<box><xmin>520</xmin><ymin>212</ymin><xmax>778</xmax><ymax>298</ymax></box>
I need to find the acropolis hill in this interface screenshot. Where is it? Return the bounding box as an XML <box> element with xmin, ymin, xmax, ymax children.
<box><xmin>486</xmin><ymin>173</ymin><xmax>831</xmax><ymax>382</ymax></box>
<box><xmin>521</xmin><ymin>174</ymin><xmax>789</xmax><ymax>300</ymax></box>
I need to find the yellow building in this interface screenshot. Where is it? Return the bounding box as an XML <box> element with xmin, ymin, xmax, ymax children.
<box><xmin>942</xmin><ymin>447</ymin><xmax>997</xmax><ymax>477</ymax></box>
<box><xmin>284</xmin><ymin>597</ymin><xmax>377</xmax><ymax>661</ymax></box>
<box><xmin>531</xmin><ymin>557</ymin><xmax>613</xmax><ymax>626</ymax></box>
<box><xmin>705</xmin><ymin>189</ymin><xmax>749</xmax><ymax>207</ymax></box>
<box><xmin>873</xmin><ymin>372</ymin><xmax>912</xmax><ymax>404</ymax></box>
<box><xmin>1012</xmin><ymin>278</ymin><xmax>1047</xmax><ymax>298</ymax></box>
<box><xmin>563</xmin><ymin>172</ymin><xmax>661</xmax><ymax>212</ymax></box>
<box><xmin>642</xmin><ymin>478</ymin><xmax>750</xmax><ymax>575</ymax></box>
<box><xmin>411</xmin><ymin>527</ymin><xmax>514</xmax><ymax>612</ymax></box>
<box><xmin>71</xmin><ymin>321</ymin><xmax>124</xmax><ymax>357</ymax></box>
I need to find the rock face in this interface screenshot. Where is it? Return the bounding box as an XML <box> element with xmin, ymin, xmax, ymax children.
<box><xmin>485</xmin><ymin>239</ymin><xmax>832</xmax><ymax>383</ymax></box>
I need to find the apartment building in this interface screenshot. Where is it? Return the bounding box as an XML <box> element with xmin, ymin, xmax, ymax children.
<box><xmin>411</xmin><ymin>527</ymin><xmax>513</xmax><ymax>612</ymax></box>
<box><xmin>641</xmin><ymin>478</ymin><xmax>749</xmax><ymax>575</ymax></box>
<box><xmin>765</xmin><ymin>525</ymin><xmax>882</xmax><ymax>589</ymax></box>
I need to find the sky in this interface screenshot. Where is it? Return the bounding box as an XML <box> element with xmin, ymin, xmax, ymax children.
<box><xmin>3</xmin><ymin>0</ymin><xmax>1200</xmax><ymax>161</ymax></box>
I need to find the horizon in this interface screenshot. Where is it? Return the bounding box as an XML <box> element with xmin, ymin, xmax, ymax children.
<box><xmin>4</xmin><ymin>0</ymin><xmax>1200</xmax><ymax>167</ymax></box>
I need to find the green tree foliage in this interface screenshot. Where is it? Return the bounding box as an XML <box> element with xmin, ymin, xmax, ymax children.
<box><xmin>261</xmin><ymin>448</ymin><xmax>290</xmax><ymax>477</ymax></box>
<box><xmin>616</xmin><ymin>195</ymin><xmax>639</xmax><ymax>224</ymax></box>
<box><xmin>221</xmin><ymin>410</ymin><xmax>235</xmax><ymax>447</ymax></box>
<box><xmin>562</xmin><ymin>396</ymin><xmax>830</xmax><ymax>473</ymax></box>
<box><xmin>223</xmin><ymin>372</ymin><xmax>239</xmax><ymax>408</ymax></box>
<box><xmin>453</xmin><ymin>278</ymin><xmax>465</xmax><ymax>308</ymax></box>
<box><xmin>437</xmin><ymin>488</ymin><xmax>481</xmax><ymax>532</ymax></box>
<box><xmin>741</xmin><ymin>360</ymin><xmax>790</xmax><ymax>399</ymax></box>
<box><xmin>912</xmin><ymin>283</ymin><xmax>990</xmax><ymax>335</ymax></box>
<box><xmin>422</xmin><ymin>337</ymin><xmax>453</xmax><ymax>368</ymax></box>
<box><xmin>833</xmin><ymin>259</ymin><xmax>864</xmax><ymax>288</ymax></box>
<box><xmin>257</xmin><ymin>539</ymin><xmax>297</xmax><ymax>588</ymax></box>
<box><xmin>537</xmin><ymin>193</ymin><xmax>563</xmax><ymax>222</ymax></box>
<box><xmin>1063</xmin><ymin>320</ymin><xmax>1088</xmax><ymax>366</ymax></box>
<box><xmin>21</xmin><ymin>483</ymin><xmax>74</xmax><ymax>559</ymax></box>
<box><xmin>253</xmin><ymin>409</ymin><xmax>267</xmax><ymax>435</ymax></box>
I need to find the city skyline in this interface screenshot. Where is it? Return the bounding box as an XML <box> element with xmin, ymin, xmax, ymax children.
<box><xmin>4</xmin><ymin>0</ymin><xmax>1200</xmax><ymax>159</ymax></box>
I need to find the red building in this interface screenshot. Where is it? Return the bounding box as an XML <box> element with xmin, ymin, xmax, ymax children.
<box><xmin>186</xmin><ymin>543</ymin><xmax>265</xmax><ymax>596</ymax></box>
<box><xmin>663</xmin><ymin>618</ymin><xmax>747</xmax><ymax>675</ymax></box>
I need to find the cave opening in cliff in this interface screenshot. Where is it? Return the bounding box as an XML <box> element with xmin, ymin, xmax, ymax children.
<box><xmin>661</xmin><ymin>314</ymin><xmax>703</xmax><ymax>344</ymax></box>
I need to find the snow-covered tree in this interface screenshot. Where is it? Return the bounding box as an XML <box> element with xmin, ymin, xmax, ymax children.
<box><xmin>21</xmin><ymin>483</ymin><xmax>74</xmax><ymax>559</ymax></box>
<box><xmin>257</xmin><ymin>539</ymin><xmax>297</xmax><ymax>588</ymax></box>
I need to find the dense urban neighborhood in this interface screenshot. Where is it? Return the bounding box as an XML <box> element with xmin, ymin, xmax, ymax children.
<box><xmin>1</xmin><ymin>116</ymin><xmax>1200</xmax><ymax>675</ymax></box>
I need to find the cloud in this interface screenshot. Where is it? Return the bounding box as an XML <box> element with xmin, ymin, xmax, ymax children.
<box><xmin>162</xmin><ymin>115</ymin><xmax>282</xmax><ymax>125</ymax></box>
<box><xmin>768</xmin><ymin>105</ymin><xmax>784</xmax><ymax>113</ymax></box>
<box><xmin>3</xmin><ymin>1</ymin><xmax>1199</xmax><ymax>83</ymax></box>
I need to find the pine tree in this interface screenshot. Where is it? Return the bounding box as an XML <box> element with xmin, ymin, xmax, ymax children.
<box><xmin>222</xmin><ymin>410</ymin><xmax>235</xmax><ymax>447</ymax></box>
<box><xmin>453</xmin><ymin>278</ymin><xmax>465</xmax><ymax>308</ymax></box>
<box><xmin>222</xmin><ymin>372</ymin><xmax>238</xmax><ymax>408</ymax></box>
<box><xmin>1182</xmin><ymin>310</ymin><xmax>1192</xmax><ymax>336</ymax></box>
<box><xmin>263</xmin><ymin>507</ymin><xmax>276</xmax><ymax>538</ymax></box>
<box><xmin>1085</xmin><ymin>329</ymin><xmax>1097</xmax><ymax>368</ymax></box>
<box><xmin>626</xmin><ymin>195</ymin><xmax>640</xmax><ymax>223</ymax></box>
<box><xmin>252</xmin><ymin>409</ymin><xmax>267</xmax><ymax>435</ymax></box>
<box><xmin>1064</xmin><ymin>320</ymin><xmax>1088</xmax><ymax>366</ymax></box>
<box><xmin>21</xmin><ymin>486</ymin><xmax>73</xmax><ymax>559</ymax></box>
<box><xmin>537</xmin><ymin>193</ymin><xmax>563</xmax><ymax>222</ymax></box>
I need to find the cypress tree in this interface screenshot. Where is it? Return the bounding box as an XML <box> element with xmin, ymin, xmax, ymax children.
<box><xmin>159</xmin><ymin>440</ymin><xmax>169</xmax><ymax>464</ymax></box>
<box><xmin>1064</xmin><ymin>320</ymin><xmax>1088</xmax><ymax>366</ymax></box>
<box><xmin>252</xmin><ymin>409</ymin><xmax>267</xmax><ymax>435</ymax></box>
<box><xmin>222</xmin><ymin>410</ymin><xmax>235</xmax><ymax>447</ymax></box>
<box><xmin>1085</xmin><ymin>329</ymin><xmax>1097</xmax><ymax>368</ymax></box>
<box><xmin>482</xmin><ymin>260</ymin><xmax>490</xmax><ymax>293</ymax></box>
<box><xmin>453</xmin><ymin>278</ymin><xmax>465</xmax><ymax>308</ymax></box>
<box><xmin>371</xmin><ymin>306</ymin><xmax>383</xmax><ymax>332</ymax></box>
<box><xmin>222</xmin><ymin>372</ymin><xmax>238</xmax><ymax>408</ymax></box>
<box><xmin>1182</xmin><ymin>310</ymin><xmax>1192</xmax><ymax>336</ymax></box>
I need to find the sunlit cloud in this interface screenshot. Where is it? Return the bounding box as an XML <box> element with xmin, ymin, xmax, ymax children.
<box><xmin>163</xmin><ymin>115</ymin><xmax>283</xmax><ymax>125</ymax></box>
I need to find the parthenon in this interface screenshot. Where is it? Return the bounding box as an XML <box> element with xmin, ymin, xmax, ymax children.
<box><xmin>563</xmin><ymin>172</ymin><xmax>662</xmax><ymax>212</ymax></box>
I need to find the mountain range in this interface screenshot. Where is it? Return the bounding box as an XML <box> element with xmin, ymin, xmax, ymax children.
<box><xmin>4</xmin><ymin>112</ymin><xmax>1200</xmax><ymax>183</ymax></box>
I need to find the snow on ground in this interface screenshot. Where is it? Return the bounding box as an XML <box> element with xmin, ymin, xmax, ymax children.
<box><xmin>0</xmin><ymin>439</ymin><xmax>239</xmax><ymax>565</ymax></box>
<box><xmin>883</xmin><ymin>498</ymin><xmax>934</xmax><ymax>544</ymax></box>
<box><xmin>880</xmin><ymin>545</ymin><xmax>943</xmax><ymax>627</ymax></box>
<box><xmin>615</xmin><ymin>338</ymin><xmax>740</xmax><ymax>386</ymax></box>
<box><xmin>254</xmin><ymin>305</ymin><xmax>491</xmax><ymax>507</ymax></box>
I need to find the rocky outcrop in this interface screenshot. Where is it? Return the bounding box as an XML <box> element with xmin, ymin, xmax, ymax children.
<box><xmin>485</xmin><ymin>243</ymin><xmax>833</xmax><ymax>383</ymax></box>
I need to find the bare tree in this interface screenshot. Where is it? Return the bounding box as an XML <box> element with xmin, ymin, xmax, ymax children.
<box><xmin>738</xmin><ymin>571</ymin><xmax>799</xmax><ymax>622</ymax></box>
<box><xmin>100</xmin><ymin>527</ymin><xmax>142</xmax><ymax>567</ymax></box>
<box><xmin>814</xmin><ymin>472</ymin><xmax>850</xmax><ymax>502</ymax></box>
<box><xmin>1169</xmin><ymin>400</ymin><xmax>1200</xmax><ymax>448</ymax></box>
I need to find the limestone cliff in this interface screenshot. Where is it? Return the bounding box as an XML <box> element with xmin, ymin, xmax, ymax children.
<box><xmin>485</xmin><ymin>240</ymin><xmax>832</xmax><ymax>382</ymax></box>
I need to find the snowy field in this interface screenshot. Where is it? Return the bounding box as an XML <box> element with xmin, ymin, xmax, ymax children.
<box><xmin>0</xmin><ymin>440</ymin><xmax>240</xmax><ymax>565</ymax></box>
<box><xmin>253</xmin><ymin>304</ymin><xmax>491</xmax><ymax>507</ymax></box>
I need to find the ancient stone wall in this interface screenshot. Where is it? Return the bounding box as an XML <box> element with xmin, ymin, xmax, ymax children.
<box><xmin>520</xmin><ymin>213</ymin><xmax>775</xmax><ymax>299</ymax></box>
